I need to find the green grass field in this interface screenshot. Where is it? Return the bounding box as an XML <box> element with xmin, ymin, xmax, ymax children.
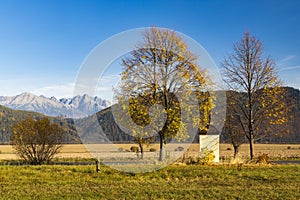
<box><xmin>0</xmin><ymin>164</ymin><xmax>299</xmax><ymax>199</ymax></box>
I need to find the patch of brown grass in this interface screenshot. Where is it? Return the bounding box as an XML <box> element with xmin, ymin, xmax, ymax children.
<box><xmin>1</xmin><ymin>143</ymin><xmax>300</xmax><ymax>160</ymax></box>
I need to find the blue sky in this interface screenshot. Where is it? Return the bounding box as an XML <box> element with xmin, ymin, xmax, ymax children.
<box><xmin>0</xmin><ymin>0</ymin><xmax>299</xmax><ymax>100</ymax></box>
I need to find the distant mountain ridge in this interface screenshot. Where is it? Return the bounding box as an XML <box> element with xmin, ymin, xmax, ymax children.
<box><xmin>0</xmin><ymin>92</ymin><xmax>110</xmax><ymax>118</ymax></box>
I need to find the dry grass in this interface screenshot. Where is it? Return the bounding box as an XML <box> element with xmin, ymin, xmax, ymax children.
<box><xmin>220</xmin><ymin>143</ymin><xmax>300</xmax><ymax>160</ymax></box>
<box><xmin>1</xmin><ymin>143</ymin><xmax>300</xmax><ymax>160</ymax></box>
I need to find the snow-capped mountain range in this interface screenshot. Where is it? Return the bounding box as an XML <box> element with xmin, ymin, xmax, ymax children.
<box><xmin>0</xmin><ymin>92</ymin><xmax>110</xmax><ymax>118</ymax></box>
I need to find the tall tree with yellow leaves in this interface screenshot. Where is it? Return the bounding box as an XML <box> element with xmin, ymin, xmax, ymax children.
<box><xmin>114</xmin><ymin>28</ymin><xmax>214</xmax><ymax>161</ymax></box>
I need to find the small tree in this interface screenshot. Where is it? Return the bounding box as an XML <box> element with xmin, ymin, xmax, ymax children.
<box><xmin>134</xmin><ymin>137</ymin><xmax>156</xmax><ymax>159</ymax></box>
<box><xmin>223</xmin><ymin>91</ymin><xmax>246</xmax><ymax>158</ymax></box>
<box><xmin>222</xmin><ymin>32</ymin><xmax>286</xmax><ymax>159</ymax></box>
<box><xmin>11</xmin><ymin>117</ymin><xmax>64</xmax><ymax>164</ymax></box>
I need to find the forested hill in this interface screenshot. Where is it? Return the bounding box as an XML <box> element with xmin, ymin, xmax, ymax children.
<box><xmin>220</xmin><ymin>87</ymin><xmax>300</xmax><ymax>144</ymax></box>
<box><xmin>1</xmin><ymin>87</ymin><xmax>300</xmax><ymax>144</ymax></box>
<box><xmin>77</xmin><ymin>87</ymin><xmax>300</xmax><ymax>144</ymax></box>
<box><xmin>0</xmin><ymin>105</ymin><xmax>80</xmax><ymax>144</ymax></box>
<box><xmin>269</xmin><ymin>86</ymin><xmax>300</xmax><ymax>142</ymax></box>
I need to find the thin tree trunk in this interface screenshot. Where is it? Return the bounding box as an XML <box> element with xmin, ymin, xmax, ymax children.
<box><xmin>159</xmin><ymin>136</ymin><xmax>165</xmax><ymax>161</ymax></box>
<box><xmin>249</xmin><ymin>133</ymin><xmax>254</xmax><ymax>159</ymax></box>
<box><xmin>233</xmin><ymin>145</ymin><xmax>239</xmax><ymax>159</ymax></box>
<box><xmin>139</xmin><ymin>142</ymin><xmax>144</xmax><ymax>159</ymax></box>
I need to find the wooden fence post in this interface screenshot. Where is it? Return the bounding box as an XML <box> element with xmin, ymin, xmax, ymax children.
<box><xmin>96</xmin><ymin>160</ymin><xmax>100</xmax><ymax>173</ymax></box>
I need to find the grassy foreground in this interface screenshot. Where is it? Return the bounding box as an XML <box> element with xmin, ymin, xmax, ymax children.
<box><xmin>0</xmin><ymin>164</ymin><xmax>299</xmax><ymax>200</ymax></box>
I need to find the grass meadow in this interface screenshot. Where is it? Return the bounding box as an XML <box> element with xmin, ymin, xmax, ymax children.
<box><xmin>0</xmin><ymin>144</ymin><xmax>300</xmax><ymax>199</ymax></box>
<box><xmin>0</xmin><ymin>164</ymin><xmax>299</xmax><ymax>199</ymax></box>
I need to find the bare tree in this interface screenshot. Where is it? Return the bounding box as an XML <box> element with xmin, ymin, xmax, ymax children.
<box><xmin>115</xmin><ymin>27</ymin><xmax>213</xmax><ymax>161</ymax></box>
<box><xmin>11</xmin><ymin>117</ymin><xmax>64</xmax><ymax>164</ymax></box>
<box><xmin>223</xmin><ymin>91</ymin><xmax>246</xmax><ymax>158</ymax></box>
<box><xmin>222</xmin><ymin>32</ymin><xmax>286</xmax><ymax>159</ymax></box>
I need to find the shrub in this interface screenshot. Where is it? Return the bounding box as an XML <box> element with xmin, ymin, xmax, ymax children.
<box><xmin>256</xmin><ymin>153</ymin><xmax>269</xmax><ymax>164</ymax></box>
<box><xmin>287</xmin><ymin>146</ymin><xmax>291</xmax><ymax>150</ymax></box>
<box><xmin>199</xmin><ymin>148</ymin><xmax>215</xmax><ymax>165</ymax></box>
<box><xmin>118</xmin><ymin>147</ymin><xmax>124</xmax><ymax>152</ymax></box>
<box><xmin>130</xmin><ymin>146</ymin><xmax>139</xmax><ymax>152</ymax></box>
<box><xmin>149</xmin><ymin>148</ymin><xmax>157</xmax><ymax>152</ymax></box>
<box><xmin>175</xmin><ymin>146</ymin><xmax>184</xmax><ymax>151</ymax></box>
<box><xmin>181</xmin><ymin>156</ymin><xmax>198</xmax><ymax>165</ymax></box>
<box><xmin>11</xmin><ymin>117</ymin><xmax>64</xmax><ymax>165</ymax></box>
<box><xmin>226</xmin><ymin>147</ymin><xmax>232</xmax><ymax>151</ymax></box>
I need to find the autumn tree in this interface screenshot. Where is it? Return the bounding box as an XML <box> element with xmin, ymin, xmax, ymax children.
<box><xmin>114</xmin><ymin>27</ymin><xmax>213</xmax><ymax>161</ymax></box>
<box><xmin>222</xmin><ymin>32</ymin><xmax>286</xmax><ymax>159</ymax></box>
<box><xmin>11</xmin><ymin>117</ymin><xmax>64</xmax><ymax>164</ymax></box>
<box><xmin>222</xmin><ymin>91</ymin><xmax>246</xmax><ymax>158</ymax></box>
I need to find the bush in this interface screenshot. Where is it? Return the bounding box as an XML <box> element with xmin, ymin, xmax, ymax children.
<box><xmin>199</xmin><ymin>148</ymin><xmax>215</xmax><ymax>165</ymax></box>
<box><xmin>226</xmin><ymin>147</ymin><xmax>232</xmax><ymax>151</ymax></box>
<box><xmin>175</xmin><ymin>146</ymin><xmax>184</xmax><ymax>151</ymax></box>
<box><xmin>149</xmin><ymin>148</ymin><xmax>157</xmax><ymax>152</ymax></box>
<box><xmin>118</xmin><ymin>147</ymin><xmax>124</xmax><ymax>152</ymax></box>
<box><xmin>287</xmin><ymin>146</ymin><xmax>291</xmax><ymax>150</ymax></box>
<box><xmin>256</xmin><ymin>153</ymin><xmax>269</xmax><ymax>164</ymax></box>
<box><xmin>177</xmin><ymin>150</ymin><xmax>215</xmax><ymax>165</ymax></box>
<box><xmin>130</xmin><ymin>146</ymin><xmax>139</xmax><ymax>152</ymax></box>
<box><xmin>181</xmin><ymin>156</ymin><xmax>198</xmax><ymax>165</ymax></box>
<box><xmin>11</xmin><ymin>117</ymin><xmax>64</xmax><ymax>165</ymax></box>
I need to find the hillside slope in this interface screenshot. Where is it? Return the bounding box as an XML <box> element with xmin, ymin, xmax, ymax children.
<box><xmin>0</xmin><ymin>105</ymin><xmax>80</xmax><ymax>144</ymax></box>
<box><xmin>78</xmin><ymin>87</ymin><xmax>300</xmax><ymax>144</ymax></box>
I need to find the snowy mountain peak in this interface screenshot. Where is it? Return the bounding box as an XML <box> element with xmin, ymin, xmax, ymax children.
<box><xmin>50</xmin><ymin>96</ymin><xmax>57</xmax><ymax>102</ymax></box>
<box><xmin>0</xmin><ymin>93</ymin><xmax>110</xmax><ymax>118</ymax></box>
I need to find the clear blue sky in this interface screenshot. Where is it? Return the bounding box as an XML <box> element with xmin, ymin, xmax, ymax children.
<box><xmin>0</xmin><ymin>0</ymin><xmax>299</xmax><ymax>99</ymax></box>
